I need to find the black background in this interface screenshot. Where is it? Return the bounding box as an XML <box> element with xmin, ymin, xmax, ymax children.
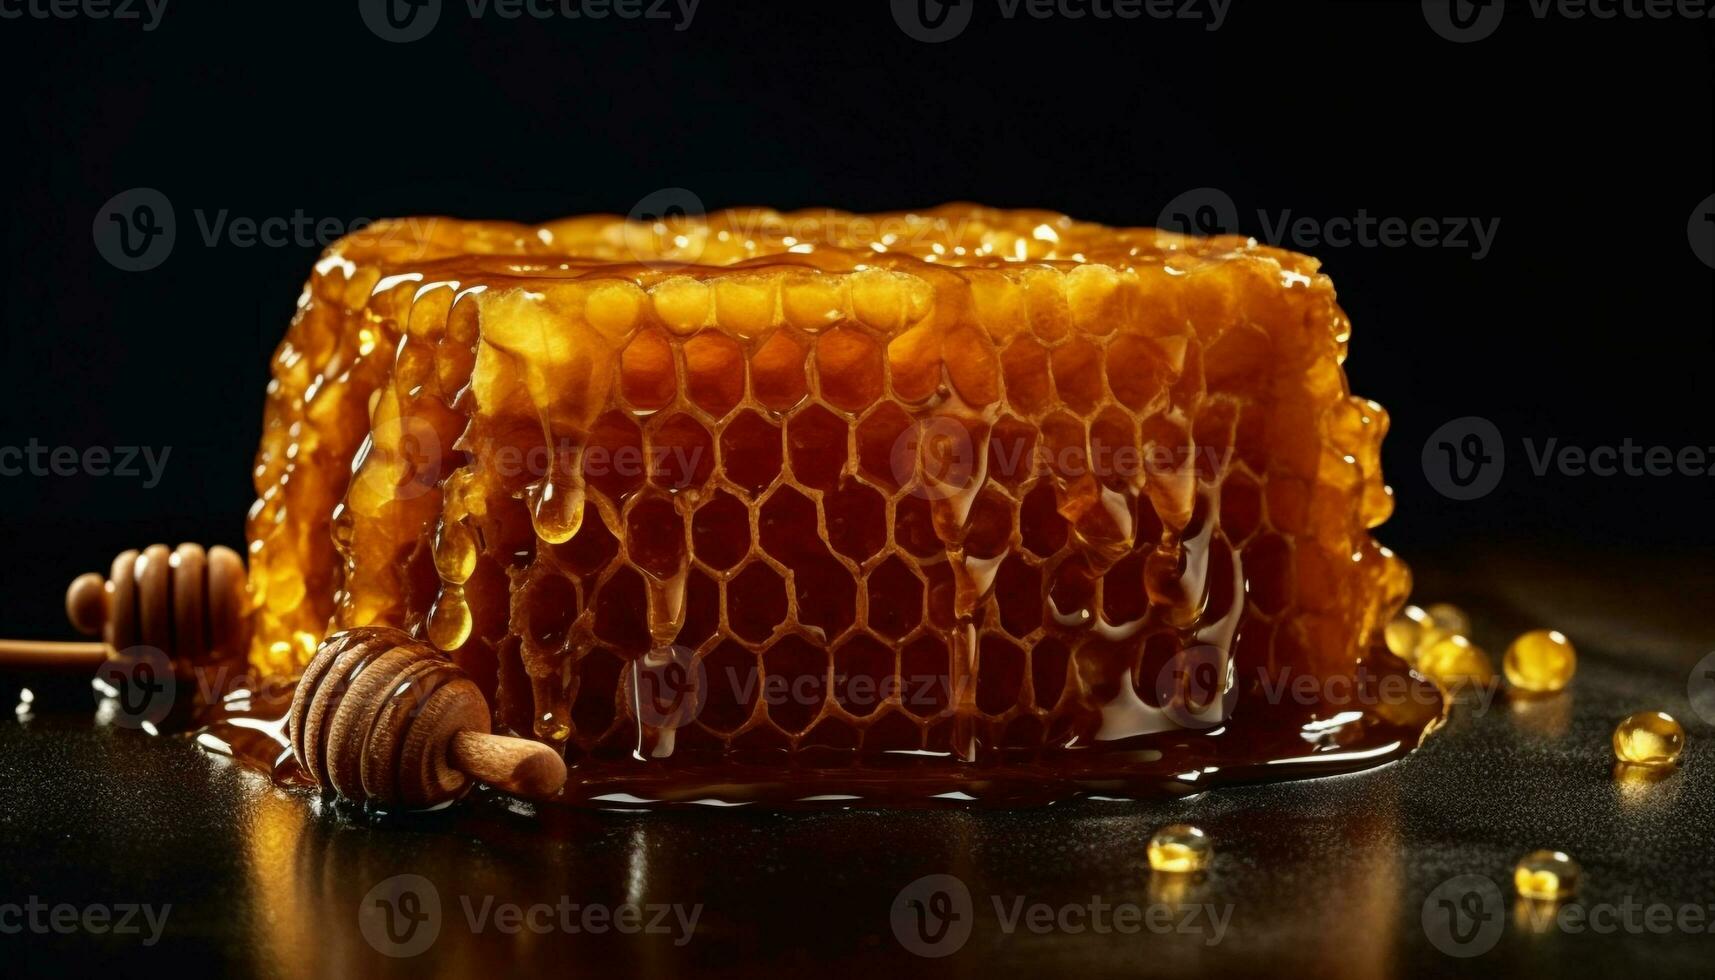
<box><xmin>0</xmin><ymin>0</ymin><xmax>1710</xmax><ymax>640</ymax></box>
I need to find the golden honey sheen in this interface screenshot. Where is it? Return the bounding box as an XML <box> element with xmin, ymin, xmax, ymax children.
<box><xmin>243</xmin><ymin>204</ymin><xmax>1436</xmax><ymax>803</ymax></box>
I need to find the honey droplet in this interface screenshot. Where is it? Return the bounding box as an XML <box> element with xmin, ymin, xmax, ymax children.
<box><xmin>427</xmin><ymin>584</ymin><xmax>473</xmax><ymax>650</ymax></box>
<box><xmin>1612</xmin><ymin>710</ymin><xmax>1684</xmax><ymax>767</ymax></box>
<box><xmin>1147</xmin><ymin>824</ymin><xmax>1211</xmax><ymax>874</ymax></box>
<box><xmin>1503</xmin><ymin>629</ymin><xmax>1576</xmax><ymax>694</ymax></box>
<box><xmin>1416</xmin><ymin>634</ymin><xmax>1494</xmax><ymax>690</ymax></box>
<box><xmin>433</xmin><ymin>519</ymin><xmax>478</xmax><ymax>584</ymax></box>
<box><xmin>1384</xmin><ymin>604</ymin><xmax>1431</xmax><ymax>659</ymax></box>
<box><xmin>1513</xmin><ymin>849</ymin><xmax>1580</xmax><ymax>900</ymax></box>
<box><xmin>528</xmin><ymin>476</ymin><xmax>586</xmax><ymax>545</ymax></box>
<box><xmin>1424</xmin><ymin>602</ymin><xmax>1471</xmax><ymax>637</ymax></box>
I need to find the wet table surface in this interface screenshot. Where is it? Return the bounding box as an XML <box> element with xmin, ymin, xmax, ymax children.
<box><xmin>2</xmin><ymin>550</ymin><xmax>1713</xmax><ymax>978</ymax></box>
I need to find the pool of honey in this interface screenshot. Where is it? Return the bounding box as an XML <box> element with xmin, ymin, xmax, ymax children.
<box><xmin>190</xmin><ymin>646</ymin><xmax>1443</xmax><ymax>810</ymax></box>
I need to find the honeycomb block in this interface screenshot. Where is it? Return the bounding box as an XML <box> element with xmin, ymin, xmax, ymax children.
<box><xmin>247</xmin><ymin>205</ymin><xmax>1418</xmax><ymax>783</ymax></box>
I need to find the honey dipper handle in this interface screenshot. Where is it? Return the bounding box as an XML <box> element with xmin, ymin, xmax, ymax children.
<box><xmin>448</xmin><ymin>730</ymin><xmax>568</xmax><ymax>801</ymax></box>
<box><xmin>0</xmin><ymin>639</ymin><xmax>110</xmax><ymax>671</ymax></box>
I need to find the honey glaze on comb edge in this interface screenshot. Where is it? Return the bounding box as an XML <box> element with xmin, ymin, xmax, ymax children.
<box><xmin>223</xmin><ymin>205</ymin><xmax>1444</xmax><ymax>809</ymax></box>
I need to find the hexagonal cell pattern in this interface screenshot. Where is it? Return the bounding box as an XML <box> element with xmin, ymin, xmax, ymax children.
<box><xmin>247</xmin><ymin>205</ymin><xmax>1411</xmax><ymax>774</ymax></box>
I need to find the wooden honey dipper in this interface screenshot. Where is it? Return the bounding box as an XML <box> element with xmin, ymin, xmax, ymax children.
<box><xmin>290</xmin><ymin>626</ymin><xmax>567</xmax><ymax>809</ymax></box>
<box><xmin>0</xmin><ymin>543</ymin><xmax>248</xmax><ymax>671</ymax></box>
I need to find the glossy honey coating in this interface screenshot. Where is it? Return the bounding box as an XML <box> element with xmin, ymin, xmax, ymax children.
<box><xmin>246</xmin><ymin>205</ymin><xmax>1411</xmax><ymax>765</ymax></box>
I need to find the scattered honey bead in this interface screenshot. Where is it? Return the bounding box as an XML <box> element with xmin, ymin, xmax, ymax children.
<box><xmin>1416</xmin><ymin>634</ymin><xmax>1495</xmax><ymax>689</ymax></box>
<box><xmin>1502</xmin><ymin>629</ymin><xmax>1576</xmax><ymax>693</ymax></box>
<box><xmin>1612</xmin><ymin>711</ymin><xmax>1684</xmax><ymax>767</ymax></box>
<box><xmin>1514</xmin><ymin>849</ymin><xmax>1580</xmax><ymax>900</ymax></box>
<box><xmin>1384</xmin><ymin>604</ymin><xmax>1431</xmax><ymax>660</ymax></box>
<box><xmin>1147</xmin><ymin>824</ymin><xmax>1211</xmax><ymax>874</ymax></box>
<box><xmin>1424</xmin><ymin>602</ymin><xmax>1472</xmax><ymax>637</ymax></box>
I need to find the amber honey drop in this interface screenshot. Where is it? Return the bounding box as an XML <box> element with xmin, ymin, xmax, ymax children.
<box><xmin>1612</xmin><ymin>711</ymin><xmax>1684</xmax><ymax>767</ymax></box>
<box><xmin>1424</xmin><ymin>602</ymin><xmax>1471</xmax><ymax>637</ymax></box>
<box><xmin>1502</xmin><ymin>629</ymin><xmax>1576</xmax><ymax>694</ymax></box>
<box><xmin>1416</xmin><ymin>634</ymin><xmax>1494</xmax><ymax>689</ymax></box>
<box><xmin>1514</xmin><ymin>849</ymin><xmax>1580</xmax><ymax>900</ymax></box>
<box><xmin>1147</xmin><ymin>824</ymin><xmax>1212</xmax><ymax>874</ymax></box>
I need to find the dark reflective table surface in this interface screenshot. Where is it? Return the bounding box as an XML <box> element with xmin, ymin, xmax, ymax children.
<box><xmin>2</xmin><ymin>548</ymin><xmax>1712</xmax><ymax>978</ymax></box>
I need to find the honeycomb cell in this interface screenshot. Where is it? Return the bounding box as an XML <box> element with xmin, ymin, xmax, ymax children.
<box><xmin>586</xmin><ymin>410</ymin><xmax>646</xmax><ymax>501</ymax></box>
<box><xmin>699</xmin><ymin>640</ymin><xmax>759</xmax><ymax>733</ymax></box>
<box><xmin>1019</xmin><ymin>482</ymin><xmax>1069</xmax><ymax>557</ymax></box>
<box><xmin>690</xmin><ymin>490</ymin><xmax>750</xmax><ymax>571</ymax></box>
<box><xmin>677</xmin><ymin>568</ymin><xmax>721</xmax><ymax>648</ymax></box>
<box><xmin>793</xmin><ymin>548</ymin><xmax>858</xmax><ymax>641</ymax></box>
<box><xmin>987</xmin><ymin>415</ymin><xmax>1039</xmax><ymax>488</ymax></box>
<box><xmin>868</xmin><ymin>556</ymin><xmax>925</xmax><ymax>639</ymax></box>
<box><xmin>816</xmin><ymin>326</ymin><xmax>885</xmax><ymax>412</ymax></box>
<box><xmin>752</xmin><ymin>328</ymin><xmax>810</xmax><ymax>412</ymax></box>
<box><xmin>571</xmin><ymin>646</ymin><xmax>624</xmax><ymax>739</ymax></box>
<box><xmin>764</xmin><ymin>635</ymin><xmax>828</xmax><ymax>735</ymax></box>
<box><xmin>1220</xmin><ymin>470</ymin><xmax>1263</xmax><ymax>547</ymax></box>
<box><xmin>994</xmin><ymin>554</ymin><xmax>1043</xmax><ymax>638</ymax></box>
<box><xmin>685</xmin><ymin>330</ymin><xmax>746</xmax><ymax>417</ymax></box>
<box><xmin>522</xmin><ymin>572</ymin><xmax>578</xmax><ymax>648</ymax></box>
<box><xmin>1051</xmin><ymin>337</ymin><xmax>1105</xmax><ymax>415</ymax></box>
<box><xmin>786</xmin><ymin>403</ymin><xmax>848</xmax><ymax>491</ymax></box>
<box><xmin>1106</xmin><ymin>333</ymin><xmax>1165</xmax><ymax>412</ymax></box>
<box><xmin>625</xmin><ymin>494</ymin><xmax>685</xmax><ymax>581</ymax></box>
<box><xmin>834</xmin><ymin>633</ymin><xmax>895</xmax><ymax>717</ymax></box>
<box><xmin>1031</xmin><ymin>637</ymin><xmax>1071</xmax><ymax>709</ymax></box>
<box><xmin>720</xmin><ymin>410</ymin><xmax>783</xmax><ymax>496</ymax></box>
<box><xmin>620</xmin><ymin>327</ymin><xmax>677</xmax><ymax>410</ymax></box>
<box><xmin>552</xmin><ymin>504</ymin><xmax>618</xmax><ymax>577</ymax></box>
<box><xmin>649</xmin><ymin>412</ymin><xmax>716</xmax><ymax>490</ymax></box>
<box><xmin>899</xmin><ymin>635</ymin><xmax>952</xmax><ymax>719</ymax></box>
<box><xmin>1001</xmin><ymin>337</ymin><xmax>1053</xmax><ymax>416</ymax></box>
<box><xmin>728</xmin><ymin>561</ymin><xmax>788</xmax><ymax>642</ymax></box>
<box><xmin>977</xmin><ymin>635</ymin><xmax>1026</xmax><ymax>714</ymax></box>
<box><xmin>823</xmin><ymin>481</ymin><xmax>887</xmax><ymax>562</ymax></box>
<box><xmin>855</xmin><ymin>402</ymin><xmax>913</xmax><ymax>489</ymax></box>
<box><xmin>894</xmin><ymin>493</ymin><xmax>943</xmax><ymax>559</ymax></box>
<box><xmin>759</xmin><ymin>487</ymin><xmax>820</xmax><ymax>565</ymax></box>
<box><xmin>964</xmin><ymin>487</ymin><xmax>1015</xmax><ymax>559</ymax></box>
<box><xmin>593</xmin><ymin>566</ymin><xmax>650</xmax><ymax>651</ymax></box>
